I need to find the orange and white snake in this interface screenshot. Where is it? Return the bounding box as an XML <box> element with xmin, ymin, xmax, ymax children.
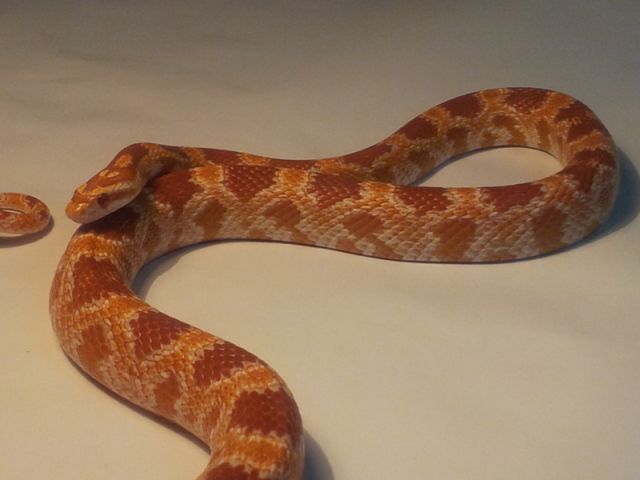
<box><xmin>46</xmin><ymin>87</ymin><xmax>618</xmax><ymax>479</ymax></box>
<box><xmin>0</xmin><ymin>193</ymin><xmax>50</xmax><ymax>236</ymax></box>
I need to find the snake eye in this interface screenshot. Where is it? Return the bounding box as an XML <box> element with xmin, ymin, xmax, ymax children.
<box><xmin>96</xmin><ymin>193</ymin><xmax>109</xmax><ymax>208</ymax></box>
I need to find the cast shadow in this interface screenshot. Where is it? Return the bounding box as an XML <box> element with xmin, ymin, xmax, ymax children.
<box><xmin>131</xmin><ymin>241</ymin><xmax>228</xmax><ymax>297</ymax></box>
<box><xmin>583</xmin><ymin>147</ymin><xmax>639</xmax><ymax>243</ymax></box>
<box><xmin>132</xmin><ymin>246</ymin><xmax>184</xmax><ymax>297</ymax></box>
<box><xmin>0</xmin><ymin>216</ymin><xmax>54</xmax><ymax>247</ymax></box>
<box><xmin>303</xmin><ymin>432</ymin><xmax>335</xmax><ymax>480</ymax></box>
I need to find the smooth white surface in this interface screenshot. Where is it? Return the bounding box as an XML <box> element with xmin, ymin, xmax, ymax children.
<box><xmin>2</xmin><ymin>1</ymin><xmax>639</xmax><ymax>479</ymax></box>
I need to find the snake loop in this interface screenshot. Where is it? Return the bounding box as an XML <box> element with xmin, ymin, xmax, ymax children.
<box><xmin>0</xmin><ymin>193</ymin><xmax>50</xmax><ymax>236</ymax></box>
<box><xmin>50</xmin><ymin>88</ymin><xmax>617</xmax><ymax>479</ymax></box>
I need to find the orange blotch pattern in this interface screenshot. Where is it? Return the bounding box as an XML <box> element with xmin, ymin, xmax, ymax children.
<box><xmin>482</xmin><ymin>183</ymin><xmax>544</xmax><ymax>212</ymax></box>
<box><xmin>229</xmin><ymin>389</ymin><xmax>302</xmax><ymax>446</ymax></box>
<box><xmin>151</xmin><ymin>170</ymin><xmax>203</xmax><ymax>216</ymax></box>
<box><xmin>129</xmin><ymin>309</ymin><xmax>191</xmax><ymax>358</ymax></box>
<box><xmin>153</xmin><ymin>372</ymin><xmax>182</xmax><ymax>419</ymax></box>
<box><xmin>396</xmin><ymin>186</ymin><xmax>451</xmax><ymax>215</ymax></box>
<box><xmin>203</xmin><ymin>463</ymin><xmax>262</xmax><ymax>480</ymax></box>
<box><xmin>193</xmin><ymin>342</ymin><xmax>258</xmax><ymax>387</ymax></box>
<box><xmin>504</xmin><ymin>88</ymin><xmax>551</xmax><ymax>113</ymax></box>
<box><xmin>399</xmin><ymin>115</ymin><xmax>438</xmax><ymax>140</ymax></box>
<box><xmin>224</xmin><ymin>165</ymin><xmax>277</xmax><ymax>202</ymax></box>
<box><xmin>76</xmin><ymin>323</ymin><xmax>111</xmax><ymax>379</ymax></box>
<box><xmin>440</xmin><ymin>92</ymin><xmax>483</xmax><ymax>118</ymax></box>
<box><xmin>71</xmin><ymin>256</ymin><xmax>131</xmax><ymax>306</ymax></box>
<box><xmin>308</xmin><ymin>173</ymin><xmax>362</xmax><ymax>209</ymax></box>
<box><xmin>532</xmin><ymin>206</ymin><xmax>568</xmax><ymax>252</ymax></box>
<box><xmin>432</xmin><ymin>217</ymin><xmax>478</xmax><ymax>261</ymax></box>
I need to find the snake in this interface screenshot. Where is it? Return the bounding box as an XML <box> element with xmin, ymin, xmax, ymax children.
<box><xmin>49</xmin><ymin>87</ymin><xmax>617</xmax><ymax>479</ymax></box>
<box><xmin>0</xmin><ymin>193</ymin><xmax>50</xmax><ymax>236</ymax></box>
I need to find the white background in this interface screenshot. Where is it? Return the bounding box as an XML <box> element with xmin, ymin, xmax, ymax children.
<box><xmin>2</xmin><ymin>1</ymin><xmax>639</xmax><ymax>479</ymax></box>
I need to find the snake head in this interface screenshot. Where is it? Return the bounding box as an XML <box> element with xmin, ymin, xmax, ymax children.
<box><xmin>66</xmin><ymin>143</ymin><xmax>191</xmax><ymax>224</ymax></box>
<box><xmin>65</xmin><ymin>168</ymin><xmax>141</xmax><ymax>224</ymax></box>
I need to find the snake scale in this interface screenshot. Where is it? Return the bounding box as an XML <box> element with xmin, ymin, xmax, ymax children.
<box><xmin>0</xmin><ymin>193</ymin><xmax>50</xmax><ymax>236</ymax></box>
<box><xmin>7</xmin><ymin>87</ymin><xmax>620</xmax><ymax>479</ymax></box>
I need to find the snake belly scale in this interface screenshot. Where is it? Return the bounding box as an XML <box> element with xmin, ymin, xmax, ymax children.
<box><xmin>49</xmin><ymin>88</ymin><xmax>617</xmax><ymax>479</ymax></box>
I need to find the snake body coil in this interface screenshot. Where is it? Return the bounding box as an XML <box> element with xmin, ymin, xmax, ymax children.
<box><xmin>0</xmin><ymin>193</ymin><xmax>50</xmax><ymax>235</ymax></box>
<box><xmin>50</xmin><ymin>88</ymin><xmax>617</xmax><ymax>479</ymax></box>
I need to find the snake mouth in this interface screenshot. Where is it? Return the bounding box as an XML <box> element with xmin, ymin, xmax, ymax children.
<box><xmin>65</xmin><ymin>201</ymin><xmax>90</xmax><ymax>223</ymax></box>
<box><xmin>66</xmin><ymin>184</ymin><xmax>138</xmax><ymax>223</ymax></box>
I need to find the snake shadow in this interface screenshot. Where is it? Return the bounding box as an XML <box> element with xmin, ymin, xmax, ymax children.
<box><xmin>0</xmin><ymin>215</ymin><xmax>54</xmax><ymax>247</ymax></box>
<box><xmin>302</xmin><ymin>433</ymin><xmax>335</xmax><ymax>480</ymax></box>
<box><xmin>411</xmin><ymin>146</ymin><xmax>638</xmax><ymax>263</ymax></box>
<box><xmin>425</xmin><ymin>146</ymin><xmax>639</xmax><ymax>260</ymax></box>
<box><xmin>583</xmin><ymin>147</ymin><xmax>640</xmax><ymax>244</ymax></box>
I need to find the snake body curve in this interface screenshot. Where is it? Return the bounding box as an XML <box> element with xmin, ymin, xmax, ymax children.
<box><xmin>0</xmin><ymin>193</ymin><xmax>50</xmax><ymax>235</ymax></box>
<box><xmin>50</xmin><ymin>88</ymin><xmax>617</xmax><ymax>479</ymax></box>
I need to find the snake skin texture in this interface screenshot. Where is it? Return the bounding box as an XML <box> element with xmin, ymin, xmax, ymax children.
<box><xmin>0</xmin><ymin>193</ymin><xmax>50</xmax><ymax>235</ymax></box>
<box><xmin>50</xmin><ymin>88</ymin><xmax>617</xmax><ymax>479</ymax></box>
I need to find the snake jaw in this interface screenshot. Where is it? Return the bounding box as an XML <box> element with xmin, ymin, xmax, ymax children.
<box><xmin>66</xmin><ymin>182</ymin><xmax>140</xmax><ymax>224</ymax></box>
